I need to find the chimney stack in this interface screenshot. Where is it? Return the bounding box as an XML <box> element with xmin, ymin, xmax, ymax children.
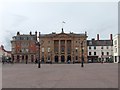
<box><xmin>30</xmin><ymin>31</ymin><xmax>32</xmax><ymax>35</ymax></box>
<box><xmin>1</xmin><ymin>45</ymin><xmax>4</xmax><ymax>50</ymax></box>
<box><xmin>39</xmin><ymin>32</ymin><xmax>41</xmax><ymax>37</ymax></box>
<box><xmin>35</xmin><ymin>31</ymin><xmax>37</xmax><ymax>36</ymax></box>
<box><xmin>110</xmin><ymin>34</ymin><xmax>113</xmax><ymax>40</ymax></box>
<box><xmin>17</xmin><ymin>32</ymin><xmax>20</xmax><ymax>35</ymax></box>
<box><xmin>97</xmin><ymin>34</ymin><xmax>99</xmax><ymax>40</ymax></box>
<box><xmin>85</xmin><ymin>31</ymin><xmax>87</xmax><ymax>36</ymax></box>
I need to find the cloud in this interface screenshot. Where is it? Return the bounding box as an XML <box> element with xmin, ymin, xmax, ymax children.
<box><xmin>0</xmin><ymin>2</ymin><xmax>117</xmax><ymax>50</ymax></box>
<box><xmin>1</xmin><ymin>13</ymin><xmax>28</xmax><ymax>50</ymax></box>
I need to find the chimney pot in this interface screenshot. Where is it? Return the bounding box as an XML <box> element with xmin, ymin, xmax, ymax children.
<box><xmin>110</xmin><ymin>34</ymin><xmax>113</xmax><ymax>40</ymax></box>
<box><xmin>30</xmin><ymin>31</ymin><xmax>32</xmax><ymax>35</ymax></box>
<box><xmin>35</xmin><ymin>31</ymin><xmax>37</xmax><ymax>35</ymax></box>
<box><xmin>17</xmin><ymin>32</ymin><xmax>20</xmax><ymax>35</ymax></box>
<box><xmin>97</xmin><ymin>34</ymin><xmax>99</xmax><ymax>40</ymax></box>
<box><xmin>39</xmin><ymin>32</ymin><xmax>41</xmax><ymax>36</ymax></box>
<box><xmin>1</xmin><ymin>45</ymin><xmax>4</xmax><ymax>50</ymax></box>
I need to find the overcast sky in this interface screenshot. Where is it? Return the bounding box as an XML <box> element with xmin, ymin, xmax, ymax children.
<box><xmin>0</xmin><ymin>0</ymin><xmax>118</xmax><ymax>50</ymax></box>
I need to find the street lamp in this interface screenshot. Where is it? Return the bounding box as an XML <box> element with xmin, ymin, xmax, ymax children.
<box><xmin>51</xmin><ymin>51</ymin><xmax>52</xmax><ymax>64</ymax></box>
<box><xmin>36</xmin><ymin>41</ymin><xmax>40</xmax><ymax>68</ymax></box>
<box><xmin>81</xmin><ymin>42</ymin><xmax>84</xmax><ymax>67</ymax></box>
<box><xmin>73</xmin><ymin>50</ymin><xmax>74</xmax><ymax>64</ymax></box>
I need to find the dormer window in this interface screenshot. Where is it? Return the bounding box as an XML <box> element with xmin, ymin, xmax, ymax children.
<box><xmin>89</xmin><ymin>41</ymin><xmax>92</xmax><ymax>45</ymax></box>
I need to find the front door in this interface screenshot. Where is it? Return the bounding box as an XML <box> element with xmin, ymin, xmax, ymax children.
<box><xmin>67</xmin><ymin>55</ymin><xmax>71</xmax><ymax>62</ymax></box>
<box><xmin>55</xmin><ymin>56</ymin><xmax>58</xmax><ymax>63</ymax></box>
<box><xmin>61</xmin><ymin>55</ymin><xmax>65</xmax><ymax>63</ymax></box>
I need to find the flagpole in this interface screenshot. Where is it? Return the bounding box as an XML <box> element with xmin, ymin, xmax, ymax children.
<box><xmin>62</xmin><ymin>21</ymin><xmax>63</xmax><ymax>29</ymax></box>
<box><xmin>62</xmin><ymin>21</ymin><xmax>65</xmax><ymax>29</ymax></box>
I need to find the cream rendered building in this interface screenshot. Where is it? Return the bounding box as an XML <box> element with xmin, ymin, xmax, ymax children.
<box><xmin>113</xmin><ymin>34</ymin><xmax>120</xmax><ymax>63</ymax></box>
<box><xmin>87</xmin><ymin>34</ymin><xmax>113</xmax><ymax>63</ymax></box>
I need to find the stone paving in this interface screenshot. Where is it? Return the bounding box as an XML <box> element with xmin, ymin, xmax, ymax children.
<box><xmin>2</xmin><ymin>63</ymin><xmax>118</xmax><ymax>88</ymax></box>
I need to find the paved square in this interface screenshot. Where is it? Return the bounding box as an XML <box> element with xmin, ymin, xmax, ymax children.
<box><xmin>2</xmin><ymin>63</ymin><xmax>118</xmax><ymax>88</ymax></box>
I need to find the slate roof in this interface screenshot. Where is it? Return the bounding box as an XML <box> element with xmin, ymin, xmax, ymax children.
<box><xmin>87</xmin><ymin>39</ymin><xmax>113</xmax><ymax>46</ymax></box>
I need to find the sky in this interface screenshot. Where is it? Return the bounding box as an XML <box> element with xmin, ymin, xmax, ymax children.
<box><xmin>0</xmin><ymin>0</ymin><xmax>118</xmax><ymax>50</ymax></box>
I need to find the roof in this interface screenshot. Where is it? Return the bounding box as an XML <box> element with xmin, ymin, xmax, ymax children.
<box><xmin>11</xmin><ymin>34</ymin><xmax>37</xmax><ymax>41</ymax></box>
<box><xmin>87</xmin><ymin>40</ymin><xmax>113</xmax><ymax>46</ymax></box>
<box><xmin>40</xmin><ymin>32</ymin><xmax>87</xmax><ymax>38</ymax></box>
<box><xmin>0</xmin><ymin>45</ymin><xmax>11</xmax><ymax>53</ymax></box>
<box><xmin>12</xmin><ymin>34</ymin><xmax>36</xmax><ymax>38</ymax></box>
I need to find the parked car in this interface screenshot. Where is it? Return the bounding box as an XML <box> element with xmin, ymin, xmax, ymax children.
<box><xmin>67</xmin><ymin>60</ymin><xmax>70</xmax><ymax>64</ymax></box>
<box><xmin>74</xmin><ymin>60</ymin><xmax>79</xmax><ymax>63</ymax></box>
<box><xmin>88</xmin><ymin>59</ymin><xmax>92</xmax><ymax>63</ymax></box>
<box><xmin>2</xmin><ymin>56</ymin><xmax>12</xmax><ymax>63</ymax></box>
<box><xmin>46</xmin><ymin>60</ymin><xmax>52</xmax><ymax>64</ymax></box>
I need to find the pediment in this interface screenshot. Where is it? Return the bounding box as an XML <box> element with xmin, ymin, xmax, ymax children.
<box><xmin>53</xmin><ymin>33</ymin><xmax>71</xmax><ymax>38</ymax></box>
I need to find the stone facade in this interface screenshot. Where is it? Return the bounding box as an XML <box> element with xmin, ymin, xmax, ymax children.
<box><xmin>39</xmin><ymin>29</ymin><xmax>88</xmax><ymax>63</ymax></box>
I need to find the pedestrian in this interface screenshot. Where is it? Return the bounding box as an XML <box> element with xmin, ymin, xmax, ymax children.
<box><xmin>101</xmin><ymin>60</ymin><xmax>103</xmax><ymax>64</ymax></box>
<box><xmin>81</xmin><ymin>61</ymin><xmax>84</xmax><ymax>67</ymax></box>
<box><xmin>26</xmin><ymin>59</ymin><xmax>28</xmax><ymax>64</ymax></box>
<box><xmin>68</xmin><ymin>60</ymin><xmax>70</xmax><ymax>64</ymax></box>
<box><xmin>2</xmin><ymin>55</ymin><xmax>5</xmax><ymax>64</ymax></box>
<box><xmin>35</xmin><ymin>59</ymin><xmax>37</xmax><ymax>64</ymax></box>
<box><xmin>81</xmin><ymin>57</ymin><xmax>84</xmax><ymax>67</ymax></box>
<box><xmin>73</xmin><ymin>60</ymin><xmax>75</xmax><ymax>64</ymax></box>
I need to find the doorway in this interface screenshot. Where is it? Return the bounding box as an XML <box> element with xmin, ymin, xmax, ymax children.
<box><xmin>61</xmin><ymin>55</ymin><xmax>65</xmax><ymax>63</ymax></box>
<box><xmin>67</xmin><ymin>55</ymin><xmax>71</xmax><ymax>62</ymax></box>
<box><xmin>55</xmin><ymin>55</ymin><xmax>58</xmax><ymax>63</ymax></box>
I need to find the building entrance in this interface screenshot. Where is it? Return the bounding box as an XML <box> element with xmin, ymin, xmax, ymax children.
<box><xmin>55</xmin><ymin>56</ymin><xmax>58</xmax><ymax>63</ymax></box>
<box><xmin>31</xmin><ymin>55</ymin><xmax>34</xmax><ymax>62</ymax></box>
<box><xmin>61</xmin><ymin>55</ymin><xmax>65</xmax><ymax>63</ymax></box>
<box><xmin>67</xmin><ymin>55</ymin><xmax>71</xmax><ymax>62</ymax></box>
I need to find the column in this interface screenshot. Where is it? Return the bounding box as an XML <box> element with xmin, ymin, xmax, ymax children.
<box><xmin>52</xmin><ymin>40</ymin><xmax>55</xmax><ymax>63</ymax></box>
<box><xmin>59</xmin><ymin>40</ymin><xmax>61</xmax><ymax>63</ymax></box>
<box><xmin>72</xmin><ymin>40</ymin><xmax>74</xmax><ymax>62</ymax></box>
<box><xmin>65</xmin><ymin>40</ymin><xmax>67</xmax><ymax>63</ymax></box>
<box><xmin>20</xmin><ymin>55</ymin><xmax>22</xmax><ymax>63</ymax></box>
<box><xmin>84</xmin><ymin>45</ymin><xmax>88</xmax><ymax>63</ymax></box>
<box><xmin>117</xmin><ymin>56</ymin><xmax>119</xmax><ymax>63</ymax></box>
<box><xmin>44</xmin><ymin>52</ymin><xmax>46</xmax><ymax>63</ymax></box>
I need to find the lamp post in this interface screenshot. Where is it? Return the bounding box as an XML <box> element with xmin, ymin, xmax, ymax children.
<box><xmin>101</xmin><ymin>50</ymin><xmax>103</xmax><ymax>64</ymax></box>
<box><xmin>81</xmin><ymin>42</ymin><xmax>84</xmax><ymax>67</ymax></box>
<box><xmin>73</xmin><ymin>51</ymin><xmax>74</xmax><ymax>64</ymax></box>
<box><xmin>36</xmin><ymin>41</ymin><xmax>40</xmax><ymax>68</ymax></box>
<box><xmin>51</xmin><ymin>51</ymin><xmax>52</xmax><ymax>64</ymax></box>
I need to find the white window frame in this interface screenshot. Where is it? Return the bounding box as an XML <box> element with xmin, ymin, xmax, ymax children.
<box><xmin>42</xmin><ymin>48</ymin><xmax>44</xmax><ymax>52</ymax></box>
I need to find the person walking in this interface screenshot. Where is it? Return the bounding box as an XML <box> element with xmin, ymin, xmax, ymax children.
<box><xmin>81</xmin><ymin>57</ymin><xmax>84</xmax><ymax>67</ymax></box>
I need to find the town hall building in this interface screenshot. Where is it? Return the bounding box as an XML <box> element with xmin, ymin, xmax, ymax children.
<box><xmin>39</xmin><ymin>28</ymin><xmax>88</xmax><ymax>63</ymax></box>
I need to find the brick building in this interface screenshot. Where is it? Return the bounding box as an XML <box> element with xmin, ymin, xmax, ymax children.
<box><xmin>39</xmin><ymin>28</ymin><xmax>88</xmax><ymax>63</ymax></box>
<box><xmin>11</xmin><ymin>31</ymin><xmax>38</xmax><ymax>63</ymax></box>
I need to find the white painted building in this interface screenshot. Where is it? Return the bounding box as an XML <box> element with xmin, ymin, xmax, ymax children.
<box><xmin>87</xmin><ymin>34</ymin><xmax>113</xmax><ymax>63</ymax></box>
<box><xmin>113</xmin><ymin>34</ymin><xmax>120</xmax><ymax>63</ymax></box>
<box><xmin>0</xmin><ymin>46</ymin><xmax>4</xmax><ymax>61</ymax></box>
